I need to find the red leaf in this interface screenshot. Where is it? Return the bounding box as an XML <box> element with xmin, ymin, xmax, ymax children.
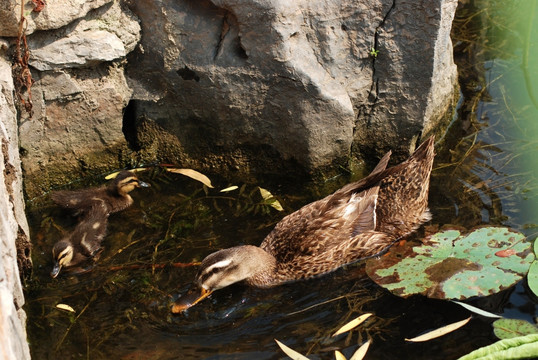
<box><xmin>495</xmin><ymin>249</ymin><xmax>517</xmax><ymax>257</ymax></box>
<box><xmin>32</xmin><ymin>0</ymin><xmax>45</xmax><ymax>12</ymax></box>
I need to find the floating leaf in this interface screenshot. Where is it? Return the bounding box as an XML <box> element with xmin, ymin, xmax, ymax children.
<box><xmin>332</xmin><ymin>313</ymin><xmax>373</xmax><ymax>337</ymax></box>
<box><xmin>366</xmin><ymin>227</ymin><xmax>534</xmax><ymax>299</ymax></box>
<box><xmin>334</xmin><ymin>350</ymin><xmax>346</xmax><ymax>360</ymax></box>
<box><xmin>220</xmin><ymin>185</ymin><xmax>239</xmax><ymax>192</ymax></box>
<box><xmin>493</xmin><ymin>319</ymin><xmax>538</xmax><ymax>340</ymax></box>
<box><xmin>458</xmin><ymin>334</ymin><xmax>538</xmax><ymax>360</ymax></box>
<box><xmin>405</xmin><ymin>316</ymin><xmax>471</xmax><ymax>342</ymax></box>
<box><xmin>274</xmin><ymin>339</ymin><xmax>309</xmax><ymax>360</ymax></box>
<box><xmin>56</xmin><ymin>304</ymin><xmax>75</xmax><ymax>313</ymax></box>
<box><xmin>166</xmin><ymin>168</ymin><xmax>214</xmax><ymax>188</ymax></box>
<box><xmin>259</xmin><ymin>187</ymin><xmax>284</xmax><ymax>211</ymax></box>
<box><xmin>528</xmin><ymin>260</ymin><xmax>538</xmax><ymax>297</ymax></box>
<box><xmin>349</xmin><ymin>340</ymin><xmax>371</xmax><ymax>360</ymax></box>
<box><xmin>451</xmin><ymin>301</ymin><xmax>502</xmax><ymax>318</ymax></box>
<box><xmin>105</xmin><ymin>168</ymin><xmax>147</xmax><ymax>180</ymax></box>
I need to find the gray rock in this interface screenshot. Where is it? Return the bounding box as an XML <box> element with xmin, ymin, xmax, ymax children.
<box><xmin>0</xmin><ymin>0</ymin><xmax>113</xmax><ymax>37</ymax></box>
<box><xmin>126</xmin><ymin>0</ymin><xmax>458</xmax><ymax>173</ymax></box>
<box><xmin>0</xmin><ymin>54</ymin><xmax>31</xmax><ymax>360</ymax></box>
<box><xmin>28</xmin><ymin>1</ymin><xmax>140</xmax><ymax>70</ymax></box>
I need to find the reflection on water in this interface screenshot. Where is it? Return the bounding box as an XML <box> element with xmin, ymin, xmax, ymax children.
<box><xmin>24</xmin><ymin>2</ymin><xmax>538</xmax><ymax>359</ymax></box>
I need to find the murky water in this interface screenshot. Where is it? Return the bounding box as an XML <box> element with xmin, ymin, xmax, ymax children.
<box><xmin>24</xmin><ymin>2</ymin><xmax>538</xmax><ymax>360</ymax></box>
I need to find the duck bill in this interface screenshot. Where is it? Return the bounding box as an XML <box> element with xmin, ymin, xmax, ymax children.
<box><xmin>138</xmin><ymin>180</ymin><xmax>150</xmax><ymax>188</ymax></box>
<box><xmin>171</xmin><ymin>287</ymin><xmax>212</xmax><ymax>313</ymax></box>
<box><xmin>51</xmin><ymin>262</ymin><xmax>62</xmax><ymax>278</ymax></box>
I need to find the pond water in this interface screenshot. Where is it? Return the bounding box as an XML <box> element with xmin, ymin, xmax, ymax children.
<box><xmin>24</xmin><ymin>2</ymin><xmax>538</xmax><ymax>360</ymax></box>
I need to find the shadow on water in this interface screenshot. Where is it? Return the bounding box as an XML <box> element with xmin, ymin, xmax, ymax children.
<box><xmin>24</xmin><ymin>1</ymin><xmax>538</xmax><ymax>359</ymax></box>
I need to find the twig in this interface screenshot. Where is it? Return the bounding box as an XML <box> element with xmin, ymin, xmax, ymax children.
<box><xmin>107</xmin><ymin>261</ymin><xmax>201</xmax><ymax>272</ymax></box>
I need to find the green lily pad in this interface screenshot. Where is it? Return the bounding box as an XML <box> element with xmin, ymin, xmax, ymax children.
<box><xmin>458</xmin><ymin>333</ymin><xmax>538</xmax><ymax>360</ymax></box>
<box><xmin>493</xmin><ymin>319</ymin><xmax>538</xmax><ymax>340</ymax></box>
<box><xmin>529</xmin><ymin>239</ymin><xmax>538</xmax><ymax>297</ymax></box>
<box><xmin>366</xmin><ymin>227</ymin><xmax>534</xmax><ymax>299</ymax></box>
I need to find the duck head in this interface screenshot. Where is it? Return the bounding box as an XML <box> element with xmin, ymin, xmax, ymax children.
<box><xmin>51</xmin><ymin>239</ymin><xmax>75</xmax><ymax>278</ymax></box>
<box><xmin>171</xmin><ymin>245</ymin><xmax>276</xmax><ymax>313</ymax></box>
<box><xmin>111</xmin><ymin>170</ymin><xmax>150</xmax><ymax>195</ymax></box>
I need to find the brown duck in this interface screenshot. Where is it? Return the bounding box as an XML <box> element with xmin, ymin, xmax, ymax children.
<box><xmin>50</xmin><ymin>170</ymin><xmax>149</xmax><ymax>277</ymax></box>
<box><xmin>51</xmin><ymin>170</ymin><xmax>150</xmax><ymax>216</ymax></box>
<box><xmin>172</xmin><ymin>136</ymin><xmax>435</xmax><ymax>312</ymax></box>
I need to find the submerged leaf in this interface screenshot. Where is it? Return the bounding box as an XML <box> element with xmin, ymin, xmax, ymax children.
<box><xmin>332</xmin><ymin>313</ymin><xmax>373</xmax><ymax>337</ymax></box>
<box><xmin>405</xmin><ymin>316</ymin><xmax>471</xmax><ymax>342</ymax></box>
<box><xmin>259</xmin><ymin>187</ymin><xmax>284</xmax><ymax>211</ymax></box>
<box><xmin>56</xmin><ymin>304</ymin><xmax>75</xmax><ymax>313</ymax></box>
<box><xmin>274</xmin><ymin>339</ymin><xmax>310</xmax><ymax>360</ymax></box>
<box><xmin>350</xmin><ymin>340</ymin><xmax>371</xmax><ymax>360</ymax></box>
<box><xmin>166</xmin><ymin>168</ymin><xmax>214</xmax><ymax>188</ymax></box>
<box><xmin>458</xmin><ymin>333</ymin><xmax>538</xmax><ymax>360</ymax></box>
<box><xmin>451</xmin><ymin>301</ymin><xmax>502</xmax><ymax>318</ymax></box>
<box><xmin>493</xmin><ymin>319</ymin><xmax>538</xmax><ymax>340</ymax></box>
<box><xmin>366</xmin><ymin>227</ymin><xmax>534</xmax><ymax>299</ymax></box>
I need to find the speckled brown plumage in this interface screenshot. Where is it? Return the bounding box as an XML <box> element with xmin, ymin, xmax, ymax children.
<box><xmin>173</xmin><ymin>137</ymin><xmax>435</xmax><ymax>311</ymax></box>
<box><xmin>51</xmin><ymin>170</ymin><xmax>149</xmax><ymax>216</ymax></box>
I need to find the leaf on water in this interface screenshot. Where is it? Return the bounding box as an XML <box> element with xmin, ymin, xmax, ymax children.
<box><xmin>528</xmin><ymin>260</ymin><xmax>538</xmax><ymax>298</ymax></box>
<box><xmin>493</xmin><ymin>318</ymin><xmax>538</xmax><ymax>340</ymax></box>
<box><xmin>220</xmin><ymin>185</ymin><xmax>239</xmax><ymax>192</ymax></box>
<box><xmin>274</xmin><ymin>339</ymin><xmax>310</xmax><ymax>360</ymax></box>
<box><xmin>458</xmin><ymin>334</ymin><xmax>538</xmax><ymax>360</ymax></box>
<box><xmin>349</xmin><ymin>340</ymin><xmax>371</xmax><ymax>360</ymax></box>
<box><xmin>495</xmin><ymin>249</ymin><xmax>517</xmax><ymax>257</ymax></box>
<box><xmin>334</xmin><ymin>350</ymin><xmax>347</xmax><ymax>360</ymax></box>
<box><xmin>332</xmin><ymin>313</ymin><xmax>373</xmax><ymax>337</ymax></box>
<box><xmin>451</xmin><ymin>300</ymin><xmax>502</xmax><ymax>318</ymax></box>
<box><xmin>366</xmin><ymin>227</ymin><xmax>534</xmax><ymax>300</ymax></box>
<box><xmin>56</xmin><ymin>304</ymin><xmax>75</xmax><ymax>313</ymax></box>
<box><xmin>166</xmin><ymin>168</ymin><xmax>214</xmax><ymax>188</ymax></box>
<box><xmin>405</xmin><ymin>316</ymin><xmax>471</xmax><ymax>342</ymax></box>
<box><xmin>259</xmin><ymin>187</ymin><xmax>284</xmax><ymax>211</ymax></box>
<box><xmin>105</xmin><ymin>168</ymin><xmax>147</xmax><ymax>180</ymax></box>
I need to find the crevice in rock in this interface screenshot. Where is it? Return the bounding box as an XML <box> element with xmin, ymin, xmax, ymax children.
<box><xmin>214</xmin><ymin>14</ymin><xmax>231</xmax><ymax>61</ymax></box>
<box><xmin>176</xmin><ymin>66</ymin><xmax>200</xmax><ymax>82</ymax></box>
<box><xmin>122</xmin><ymin>99</ymin><xmax>140</xmax><ymax>151</ymax></box>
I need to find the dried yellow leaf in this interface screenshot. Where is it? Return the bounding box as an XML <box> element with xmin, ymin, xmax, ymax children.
<box><xmin>220</xmin><ymin>185</ymin><xmax>239</xmax><ymax>192</ymax></box>
<box><xmin>405</xmin><ymin>316</ymin><xmax>471</xmax><ymax>342</ymax></box>
<box><xmin>274</xmin><ymin>339</ymin><xmax>310</xmax><ymax>360</ymax></box>
<box><xmin>259</xmin><ymin>187</ymin><xmax>284</xmax><ymax>211</ymax></box>
<box><xmin>332</xmin><ymin>313</ymin><xmax>373</xmax><ymax>337</ymax></box>
<box><xmin>105</xmin><ymin>168</ymin><xmax>146</xmax><ymax>180</ymax></box>
<box><xmin>349</xmin><ymin>340</ymin><xmax>371</xmax><ymax>360</ymax></box>
<box><xmin>335</xmin><ymin>350</ymin><xmax>347</xmax><ymax>360</ymax></box>
<box><xmin>56</xmin><ymin>303</ymin><xmax>75</xmax><ymax>313</ymax></box>
<box><xmin>166</xmin><ymin>168</ymin><xmax>214</xmax><ymax>188</ymax></box>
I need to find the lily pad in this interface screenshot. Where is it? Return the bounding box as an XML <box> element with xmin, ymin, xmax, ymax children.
<box><xmin>493</xmin><ymin>319</ymin><xmax>538</xmax><ymax>340</ymax></box>
<box><xmin>366</xmin><ymin>227</ymin><xmax>534</xmax><ymax>299</ymax></box>
<box><xmin>528</xmin><ymin>239</ymin><xmax>538</xmax><ymax>297</ymax></box>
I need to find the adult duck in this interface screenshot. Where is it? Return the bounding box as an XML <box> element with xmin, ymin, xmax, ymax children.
<box><xmin>172</xmin><ymin>136</ymin><xmax>435</xmax><ymax>312</ymax></box>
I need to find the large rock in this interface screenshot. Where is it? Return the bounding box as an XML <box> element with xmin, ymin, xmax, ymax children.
<box><xmin>125</xmin><ymin>0</ymin><xmax>458</xmax><ymax>173</ymax></box>
<box><xmin>28</xmin><ymin>1</ymin><xmax>140</xmax><ymax>71</ymax></box>
<box><xmin>0</xmin><ymin>51</ymin><xmax>32</xmax><ymax>360</ymax></box>
<box><xmin>17</xmin><ymin>0</ymin><xmax>140</xmax><ymax>199</ymax></box>
<box><xmin>0</xmin><ymin>0</ymin><xmax>113</xmax><ymax>36</ymax></box>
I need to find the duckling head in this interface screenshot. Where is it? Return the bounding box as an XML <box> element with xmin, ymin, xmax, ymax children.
<box><xmin>51</xmin><ymin>239</ymin><xmax>74</xmax><ymax>278</ymax></box>
<box><xmin>112</xmin><ymin>170</ymin><xmax>150</xmax><ymax>195</ymax></box>
<box><xmin>171</xmin><ymin>245</ymin><xmax>276</xmax><ymax>313</ymax></box>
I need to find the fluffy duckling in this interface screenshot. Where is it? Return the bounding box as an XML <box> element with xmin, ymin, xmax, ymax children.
<box><xmin>51</xmin><ymin>170</ymin><xmax>149</xmax><ymax>216</ymax></box>
<box><xmin>172</xmin><ymin>136</ymin><xmax>435</xmax><ymax>312</ymax></box>
<box><xmin>51</xmin><ymin>204</ymin><xmax>109</xmax><ymax>278</ymax></box>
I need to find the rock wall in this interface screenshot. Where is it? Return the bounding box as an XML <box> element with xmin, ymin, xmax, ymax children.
<box><xmin>0</xmin><ymin>47</ymin><xmax>31</xmax><ymax>360</ymax></box>
<box><xmin>3</xmin><ymin>0</ymin><xmax>456</xmax><ymax>199</ymax></box>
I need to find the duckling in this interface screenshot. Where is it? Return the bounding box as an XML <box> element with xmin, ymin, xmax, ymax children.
<box><xmin>51</xmin><ymin>203</ymin><xmax>109</xmax><ymax>278</ymax></box>
<box><xmin>51</xmin><ymin>170</ymin><xmax>150</xmax><ymax>216</ymax></box>
<box><xmin>172</xmin><ymin>136</ymin><xmax>435</xmax><ymax>312</ymax></box>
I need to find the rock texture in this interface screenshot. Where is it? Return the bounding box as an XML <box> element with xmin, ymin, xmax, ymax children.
<box><xmin>126</xmin><ymin>0</ymin><xmax>458</xmax><ymax>172</ymax></box>
<box><xmin>15</xmin><ymin>0</ymin><xmax>141</xmax><ymax>198</ymax></box>
<box><xmin>0</xmin><ymin>52</ymin><xmax>31</xmax><ymax>360</ymax></box>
